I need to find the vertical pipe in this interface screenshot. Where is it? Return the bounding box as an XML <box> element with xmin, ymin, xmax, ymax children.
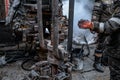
<box><xmin>51</xmin><ymin>0</ymin><xmax>59</xmax><ymax>77</ymax></box>
<box><xmin>37</xmin><ymin>0</ymin><xmax>45</xmax><ymax>48</ymax></box>
<box><xmin>67</xmin><ymin>0</ymin><xmax>75</xmax><ymax>51</ymax></box>
<box><xmin>52</xmin><ymin>0</ymin><xmax>59</xmax><ymax>56</ymax></box>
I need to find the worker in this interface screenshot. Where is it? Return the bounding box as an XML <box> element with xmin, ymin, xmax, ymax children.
<box><xmin>90</xmin><ymin>0</ymin><xmax>117</xmax><ymax>72</ymax></box>
<box><xmin>78</xmin><ymin>0</ymin><xmax>120</xmax><ymax>79</ymax></box>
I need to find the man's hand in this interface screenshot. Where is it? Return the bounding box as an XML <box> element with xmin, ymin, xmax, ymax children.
<box><xmin>78</xmin><ymin>19</ymin><xmax>93</xmax><ymax>30</ymax></box>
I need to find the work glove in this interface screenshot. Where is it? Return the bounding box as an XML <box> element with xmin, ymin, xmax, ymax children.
<box><xmin>78</xmin><ymin>19</ymin><xmax>93</xmax><ymax>30</ymax></box>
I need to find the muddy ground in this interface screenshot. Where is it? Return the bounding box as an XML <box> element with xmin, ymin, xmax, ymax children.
<box><xmin>0</xmin><ymin>44</ymin><xmax>110</xmax><ymax>80</ymax></box>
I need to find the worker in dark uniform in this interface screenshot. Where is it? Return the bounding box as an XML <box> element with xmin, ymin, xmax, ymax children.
<box><xmin>91</xmin><ymin>0</ymin><xmax>117</xmax><ymax>72</ymax></box>
<box><xmin>78</xmin><ymin>0</ymin><xmax>120</xmax><ymax>79</ymax></box>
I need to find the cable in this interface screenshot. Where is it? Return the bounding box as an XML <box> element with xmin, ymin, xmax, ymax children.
<box><xmin>21</xmin><ymin>58</ymin><xmax>33</xmax><ymax>71</ymax></box>
<box><xmin>83</xmin><ymin>35</ymin><xmax>90</xmax><ymax>57</ymax></box>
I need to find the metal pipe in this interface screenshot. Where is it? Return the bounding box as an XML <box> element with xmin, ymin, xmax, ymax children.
<box><xmin>67</xmin><ymin>0</ymin><xmax>75</xmax><ymax>51</ymax></box>
<box><xmin>51</xmin><ymin>0</ymin><xmax>59</xmax><ymax>77</ymax></box>
<box><xmin>37</xmin><ymin>0</ymin><xmax>45</xmax><ymax>48</ymax></box>
<box><xmin>52</xmin><ymin>0</ymin><xmax>59</xmax><ymax>56</ymax></box>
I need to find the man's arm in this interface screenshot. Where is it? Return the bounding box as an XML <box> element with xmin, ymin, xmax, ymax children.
<box><xmin>93</xmin><ymin>16</ymin><xmax>120</xmax><ymax>34</ymax></box>
<box><xmin>78</xmin><ymin>15</ymin><xmax>120</xmax><ymax>34</ymax></box>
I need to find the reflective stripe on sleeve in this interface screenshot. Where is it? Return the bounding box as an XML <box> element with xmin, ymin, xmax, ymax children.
<box><xmin>99</xmin><ymin>22</ymin><xmax>104</xmax><ymax>33</ymax></box>
<box><xmin>110</xmin><ymin>17</ymin><xmax>120</xmax><ymax>25</ymax></box>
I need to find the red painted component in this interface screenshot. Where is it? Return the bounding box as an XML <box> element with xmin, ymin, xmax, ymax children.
<box><xmin>4</xmin><ymin>0</ymin><xmax>10</xmax><ymax>16</ymax></box>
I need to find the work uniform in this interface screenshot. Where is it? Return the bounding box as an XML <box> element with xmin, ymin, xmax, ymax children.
<box><xmin>92</xmin><ymin>0</ymin><xmax>112</xmax><ymax>72</ymax></box>
<box><xmin>78</xmin><ymin>0</ymin><xmax>120</xmax><ymax>79</ymax></box>
<box><xmin>92</xmin><ymin>2</ymin><xmax>120</xmax><ymax>79</ymax></box>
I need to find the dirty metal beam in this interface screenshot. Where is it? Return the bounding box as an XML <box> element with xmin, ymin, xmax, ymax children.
<box><xmin>67</xmin><ymin>0</ymin><xmax>75</xmax><ymax>51</ymax></box>
<box><xmin>52</xmin><ymin>0</ymin><xmax>59</xmax><ymax>55</ymax></box>
<box><xmin>37</xmin><ymin>0</ymin><xmax>45</xmax><ymax>48</ymax></box>
<box><xmin>51</xmin><ymin>0</ymin><xmax>59</xmax><ymax>77</ymax></box>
